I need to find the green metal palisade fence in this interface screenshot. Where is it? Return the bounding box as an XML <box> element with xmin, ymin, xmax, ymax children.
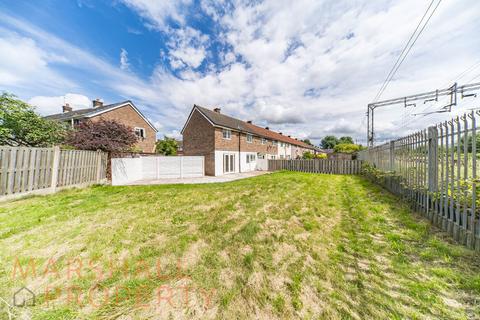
<box><xmin>359</xmin><ymin>110</ymin><xmax>480</xmax><ymax>250</ymax></box>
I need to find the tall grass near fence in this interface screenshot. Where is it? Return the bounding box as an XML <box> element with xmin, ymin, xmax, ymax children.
<box><xmin>0</xmin><ymin>146</ymin><xmax>108</xmax><ymax>201</ymax></box>
<box><xmin>359</xmin><ymin>111</ymin><xmax>480</xmax><ymax>250</ymax></box>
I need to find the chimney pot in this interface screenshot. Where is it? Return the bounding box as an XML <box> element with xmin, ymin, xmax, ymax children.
<box><xmin>288</xmin><ymin>135</ymin><xmax>291</xmax><ymax>138</ymax></box>
<box><xmin>247</xmin><ymin>120</ymin><xmax>252</xmax><ymax>124</ymax></box>
<box><xmin>279</xmin><ymin>132</ymin><xmax>283</xmax><ymax>135</ymax></box>
<box><xmin>62</xmin><ymin>103</ymin><xmax>72</xmax><ymax>113</ymax></box>
<box><xmin>93</xmin><ymin>98</ymin><xmax>103</xmax><ymax>108</ymax></box>
<box><xmin>265</xmin><ymin>126</ymin><xmax>269</xmax><ymax>130</ymax></box>
<box><xmin>213</xmin><ymin>107</ymin><xmax>221</xmax><ymax>113</ymax></box>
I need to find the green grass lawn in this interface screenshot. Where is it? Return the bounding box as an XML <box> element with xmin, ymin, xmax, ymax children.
<box><xmin>1</xmin><ymin>172</ymin><xmax>479</xmax><ymax>319</ymax></box>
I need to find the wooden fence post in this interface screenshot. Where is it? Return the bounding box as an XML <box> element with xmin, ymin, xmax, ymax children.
<box><xmin>50</xmin><ymin>146</ymin><xmax>61</xmax><ymax>193</ymax></box>
<box><xmin>96</xmin><ymin>150</ymin><xmax>103</xmax><ymax>183</ymax></box>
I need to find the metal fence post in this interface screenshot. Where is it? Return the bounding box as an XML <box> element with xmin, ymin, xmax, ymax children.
<box><xmin>428</xmin><ymin>126</ymin><xmax>438</xmax><ymax>193</ymax></box>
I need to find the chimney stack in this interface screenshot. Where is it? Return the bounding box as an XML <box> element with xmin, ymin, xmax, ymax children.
<box><xmin>62</xmin><ymin>103</ymin><xmax>72</xmax><ymax>113</ymax></box>
<box><xmin>213</xmin><ymin>107</ymin><xmax>221</xmax><ymax>113</ymax></box>
<box><xmin>279</xmin><ymin>132</ymin><xmax>283</xmax><ymax>135</ymax></box>
<box><xmin>288</xmin><ymin>135</ymin><xmax>291</xmax><ymax>138</ymax></box>
<box><xmin>247</xmin><ymin>120</ymin><xmax>252</xmax><ymax>124</ymax></box>
<box><xmin>265</xmin><ymin>126</ymin><xmax>269</xmax><ymax>130</ymax></box>
<box><xmin>93</xmin><ymin>98</ymin><xmax>103</xmax><ymax>108</ymax></box>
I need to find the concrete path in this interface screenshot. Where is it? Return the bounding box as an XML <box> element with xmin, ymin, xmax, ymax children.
<box><xmin>125</xmin><ymin>171</ymin><xmax>270</xmax><ymax>185</ymax></box>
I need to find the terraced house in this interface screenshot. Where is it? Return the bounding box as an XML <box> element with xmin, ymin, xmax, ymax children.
<box><xmin>181</xmin><ymin>105</ymin><xmax>316</xmax><ymax>176</ymax></box>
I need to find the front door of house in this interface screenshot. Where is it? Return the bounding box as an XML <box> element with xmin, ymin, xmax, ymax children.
<box><xmin>223</xmin><ymin>153</ymin><xmax>235</xmax><ymax>173</ymax></box>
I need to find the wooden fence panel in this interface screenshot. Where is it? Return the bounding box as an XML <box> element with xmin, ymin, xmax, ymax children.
<box><xmin>268</xmin><ymin>159</ymin><xmax>362</xmax><ymax>175</ymax></box>
<box><xmin>0</xmin><ymin>146</ymin><xmax>107</xmax><ymax>201</ymax></box>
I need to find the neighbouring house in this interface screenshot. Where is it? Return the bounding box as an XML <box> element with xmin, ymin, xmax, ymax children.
<box><xmin>45</xmin><ymin>99</ymin><xmax>158</xmax><ymax>153</ymax></box>
<box><xmin>181</xmin><ymin>105</ymin><xmax>317</xmax><ymax>176</ymax></box>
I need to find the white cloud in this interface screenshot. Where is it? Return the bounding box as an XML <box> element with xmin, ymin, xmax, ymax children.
<box><xmin>0</xmin><ymin>34</ymin><xmax>75</xmax><ymax>91</ymax></box>
<box><xmin>28</xmin><ymin>93</ymin><xmax>91</xmax><ymax>115</ymax></box>
<box><xmin>2</xmin><ymin>1</ymin><xmax>480</xmax><ymax>146</ymax></box>
<box><xmin>120</xmin><ymin>0</ymin><xmax>192</xmax><ymax>30</ymax></box>
<box><xmin>120</xmin><ymin>48</ymin><xmax>129</xmax><ymax>70</ymax></box>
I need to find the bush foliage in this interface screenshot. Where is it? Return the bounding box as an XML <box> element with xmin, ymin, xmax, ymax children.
<box><xmin>66</xmin><ymin>119</ymin><xmax>138</xmax><ymax>152</ymax></box>
<box><xmin>0</xmin><ymin>93</ymin><xmax>67</xmax><ymax>147</ymax></box>
<box><xmin>334</xmin><ymin>143</ymin><xmax>362</xmax><ymax>154</ymax></box>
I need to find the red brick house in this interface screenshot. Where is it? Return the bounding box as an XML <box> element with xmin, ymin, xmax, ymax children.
<box><xmin>181</xmin><ymin>105</ymin><xmax>316</xmax><ymax>176</ymax></box>
<box><xmin>45</xmin><ymin>99</ymin><xmax>158</xmax><ymax>152</ymax></box>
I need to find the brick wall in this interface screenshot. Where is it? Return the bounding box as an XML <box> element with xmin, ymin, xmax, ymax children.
<box><xmin>214</xmin><ymin>128</ymin><xmax>277</xmax><ymax>155</ymax></box>
<box><xmin>91</xmin><ymin>104</ymin><xmax>157</xmax><ymax>153</ymax></box>
<box><xmin>183</xmin><ymin>109</ymin><xmax>216</xmax><ymax>175</ymax></box>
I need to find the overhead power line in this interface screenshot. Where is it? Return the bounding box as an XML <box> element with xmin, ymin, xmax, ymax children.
<box><xmin>367</xmin><ymin>81</ymin><xmax>480</xmax><ymax>146</ymax></box>
<box><xmin>373</xmin><ymin>0</ymin><xmax>443</xmax><ymax>103</ymax></box>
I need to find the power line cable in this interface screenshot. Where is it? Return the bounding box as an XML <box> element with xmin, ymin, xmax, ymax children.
<box><xmin>373</xmin><ymin>0</ymin><xmax>442</xmax><ymax>103</ymax></box>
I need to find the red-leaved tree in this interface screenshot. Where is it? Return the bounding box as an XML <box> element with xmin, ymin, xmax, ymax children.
<box><xmin>66</xmin><ymin>119</ymin><xmax>138</xmax><ymax>152</ymax></box>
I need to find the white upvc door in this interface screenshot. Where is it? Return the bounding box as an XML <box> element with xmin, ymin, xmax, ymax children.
<box><xmin>223</xmin><ymin>153</ymin><xmax>235</xmax><ymax>173</ymax></box>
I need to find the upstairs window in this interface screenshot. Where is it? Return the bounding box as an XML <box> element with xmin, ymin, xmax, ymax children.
<box><xmin>272</xmin><ymin>140</ymin><xmax>278</xmax><ymax>146</ymax></box>
<box><xmin>261</xmin><ymin>138</ymin><xmax>267</xmax><ymax>145</ymax></box>
<box><xmin>246</xmin><ymin>134</ymin><xmax>253</xmax><ymax>143</ymax></box>
<box><xmin>134</xmin><ymin>127</ymin><xmax>146</xmax><ymax>139</ymax></box>
<box><xmin>280</xmin><ymin>142</ymin><xmax>284</xmax><ymax>147</ymax></box>
<box><xmin>222</xmin><ymin>129</ymin><xmax>231</xmax><ymax>140</ymax></box>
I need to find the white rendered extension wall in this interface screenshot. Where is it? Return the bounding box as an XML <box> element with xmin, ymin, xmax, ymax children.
<box><xmin>214</xmin><ymin>150</ymin><xmax>259</xmax><ymax>176</ymax></box>
<box><xmin>112</xmin><ymin>156</ymin><xmax>204</xmax><ymax>185</ymax></box>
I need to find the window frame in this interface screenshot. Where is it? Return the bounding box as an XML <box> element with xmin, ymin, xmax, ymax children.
<box><xmin>222</xmin><ymin>128</ymin><xmax>232</xmax><ymax>140</ymax></box>
<box><xmin>134</xmin><ymin>127</ymin><xmax>146</xmax><ymax>139</ymax></box>
<box><xmin>246</xmin><ymin>133</ymin><xmax>253</xmax><ymax>143</ymax></box>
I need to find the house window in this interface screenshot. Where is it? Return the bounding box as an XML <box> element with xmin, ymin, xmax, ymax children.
<box><xmin>261</xmin><ymin>138</ymin><xmax>267</xmax><ymax>145</ymax></box>
<box><xmin>271</xmin><ymin>155</ymin><xmax>276</xmax><ymax>159</ymax></box>
<box><xmin>247</xmin><ymin>154</ymin><xmax>256</xmax><ymax>163</ymax></box>
<box><xmin>272</xmin><ymin>140</ymin><xmax>277</xmax><ymax>146</ymax></box>
<box><xmin>257</xmin><ymin>153</ymin><xmax>265</xmax><ymax>159</ymax></box>
<box><xmin>280</xmin><ymin>155</ymin><xmax>284</xmax><ymax>159</ymax></box>
<box><xmin>246</xmin><ymin>134</ymin><xmax>253</xmax><ymax>143</ymax></box>
<box><xmin>223</xmin><ymin>129</ymin><xmax>231</xmax><ymax>140</ymax></box>
<box><xmin>134</xmin><ymin>127</ymin><xmax>146</xmax><ymax>139</ymax></box>
<box><xmin>280</xmin><ymin>142</ymin><xmax>284</xmax><ymax>147</ymax></box>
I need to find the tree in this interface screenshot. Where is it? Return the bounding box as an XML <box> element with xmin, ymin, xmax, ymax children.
<box><xmin>302</xmin><ymin>138</ymin><xmax>313</xmax><ymax>146</ymax></box>
<box><xmin>155</xmin><ymin>136</ymin><xmax>178</xmax><ymax>155</ymax></box>
<box><xmin>65</xmin><ymin>119</ymin><xmax>138</xmax><ymax>152</ymax></box>
<box><xmin>339</xmin><ymin>136</ymin><xmax>354</xmax><ymax>144</ymax></box>
<box><xmin>334</xmin><ymin>143</ymin><xmax>362</xmax><ymax>154</ymax></box>
<box><xmin>315</xmin><ymin>153</ymin><xmax>327</xmax><ymax>159</ymax></box>
<box><xmin>0</xmin><ymin>93</ymin><xmax>67</xmax><ymax>147</ymax></box>
<box><xmin>320</xmin><ymin>135</ymin><xmax>339</xmax><ymax>149</ymax></box>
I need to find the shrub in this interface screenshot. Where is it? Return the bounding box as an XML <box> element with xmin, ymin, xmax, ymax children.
<box><xmin>65</xmin><ymin>119</ymin><xmax>138</xmax><ymax>152</ymax></box>
<box><xmin>334</xmin><ymin>143</ymin><xmax>362</xmax><ymax>154</ymax></box>
<box><xmin>302</xmin><ymin>151</ymin><xmax>314</xmax><ymax>159</ymax></box>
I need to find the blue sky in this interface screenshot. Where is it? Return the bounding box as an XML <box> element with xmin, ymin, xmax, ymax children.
<box><xmin>1</xmin><ymin>0</ymin><xmax>480</xmax><ymax>143</ymax></box>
